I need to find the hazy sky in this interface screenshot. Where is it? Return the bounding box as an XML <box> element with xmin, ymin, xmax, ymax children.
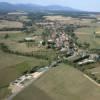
<box><xmin>0</xmin><ymin>0</ymin><xmax>100</xmax><ymax>12</ymax></box>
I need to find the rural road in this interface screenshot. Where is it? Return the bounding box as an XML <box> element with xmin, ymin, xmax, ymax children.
<box><xmin>6</xmin><ymin>61</ymin><xmax>57</xmax><ymax>100</ymax></box>
<box><xmin>6</xmin><ymin>78</ymin><xmax>38</xmax><ymax>100</ymax></box>
<box><xmin>83</xmin><ymin>74</ymin><xmax>100</xmax><ymax>87</ymax></box>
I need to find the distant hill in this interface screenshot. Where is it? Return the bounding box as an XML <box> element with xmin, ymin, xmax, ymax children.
<box><xmin>45</xmin><ymin>5</ymin><xmax>78</xmax><ymax>11</ymax></box>
<box><xmin>0</xmin><ymin>2</ymin><xmax>79</xmax><ymax>12</ymax></box>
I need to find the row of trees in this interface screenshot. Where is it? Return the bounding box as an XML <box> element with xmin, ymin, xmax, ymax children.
<box><xmin>42</xmin><ymin>28</ymin><xmax>50</xmax><ymax>42</ymax></box>
<box><xmin>0</xmin><ymin>43</ymin><xmax>49</xmax><ymax>60</ymax></box>
<box><xmin>0</xmin><ymin>43</ymin><xmax>57</xmax><ymax>65</ymax></box>
<box><xmin>0</xmin><ymin>27</ymin><xmax>25</xmax><ymax>31</ymax></box>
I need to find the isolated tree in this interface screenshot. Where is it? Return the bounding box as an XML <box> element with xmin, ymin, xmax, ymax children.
<box><xmin>83</xmin><ymin>42</ymin><xmax>90</xmax><ymax>49</ymax></box>
<box><xmin>4</xmin><ymin>34</ymin><xmax>9</xmax><ymax>39</ymax></box>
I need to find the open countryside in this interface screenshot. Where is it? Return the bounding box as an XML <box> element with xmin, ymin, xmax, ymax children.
<box><xmin>0</xmin><ymin>1</ymin><xmax>100</xmax><ymax>100</ymax></box>
<box><xmin>13</xmin><ymin>64</ymin><xmax>100</xmax><ymax>100</ymax></box>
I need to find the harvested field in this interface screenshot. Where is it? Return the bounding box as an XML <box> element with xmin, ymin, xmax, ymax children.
<box><xmin>44</xmin><ymin>16</ymin><xmax>93</xmax><ymax>25</ymax></box>
<box><xmin>0</xmin><ymin>20</ymin><xmax>23</xmax><ymax>29</ymax></box>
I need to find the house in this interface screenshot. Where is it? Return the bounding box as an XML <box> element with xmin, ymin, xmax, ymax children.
<box><xmin>77</xmin><ymin>59</ymin><xmax>96</xmax><ymax>66</ymax></box>
<box><xmin>24</xmin><ymin>37</ymin><xmax>35</xmax><ymax>42</ymax></box>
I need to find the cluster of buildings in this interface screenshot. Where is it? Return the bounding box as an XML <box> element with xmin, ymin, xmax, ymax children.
<box><xmin>41</xmin><ymin>29</ymin><xmax>78</xmax><ymax>56</ymax></box>
<box><xmin>67</xmin><ymin>51</ymin><xmax>99</xmax><ymax>66</ymax></box>
<box><xmin>38</xmin><ymin>21</ymin><xmax>100</xmax><ymax>66</ymax></box>
<box><xmin>77</xmin><ymin>53</ymin><xmax>100</xmax><ymax>65</ymax></box>
<box><xmin>37</xmin><ymin>21</ymin><xmax>77</xmax><ymax>55</ymax></box>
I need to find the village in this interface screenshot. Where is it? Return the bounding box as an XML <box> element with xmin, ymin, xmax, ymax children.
<box><xmin>0</xmin><ymin>1</ymin><xmax>100</xmax><ymax>100</ymax></box>
<box><xmin>7</xmin><ymin>19</ymin><xmax>100</xmax><ymax>99</ymax></box>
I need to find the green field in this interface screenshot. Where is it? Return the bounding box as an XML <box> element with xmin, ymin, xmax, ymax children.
<box><xmin>13</xmin><ymin>64</ymin><xmax>100</xmax><ymax>100</ymax></box>
<box><xmin>0</xmin><ymin>50</ymin><xmax>48</xmax><ymax>99</ymax></box>
<box><xmin>0</xmin><ymin>26</ymin><xmax>44</xmax><ymax>53</ymax></box>
<box><xmin>0</xmin><ymin>30</ymin><xmax>56</xmax><ymax>99</ymax></box>
<box><xmin>75</xmin><ymin>27</ymin><xmax>100</xmax><ymax>49</ymax></box>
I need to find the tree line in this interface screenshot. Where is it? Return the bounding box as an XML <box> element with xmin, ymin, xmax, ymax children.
<box><xmin>0</xmin><ymin>43</ymin><xmax>51</xmax><ymax>60</ymax></box>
